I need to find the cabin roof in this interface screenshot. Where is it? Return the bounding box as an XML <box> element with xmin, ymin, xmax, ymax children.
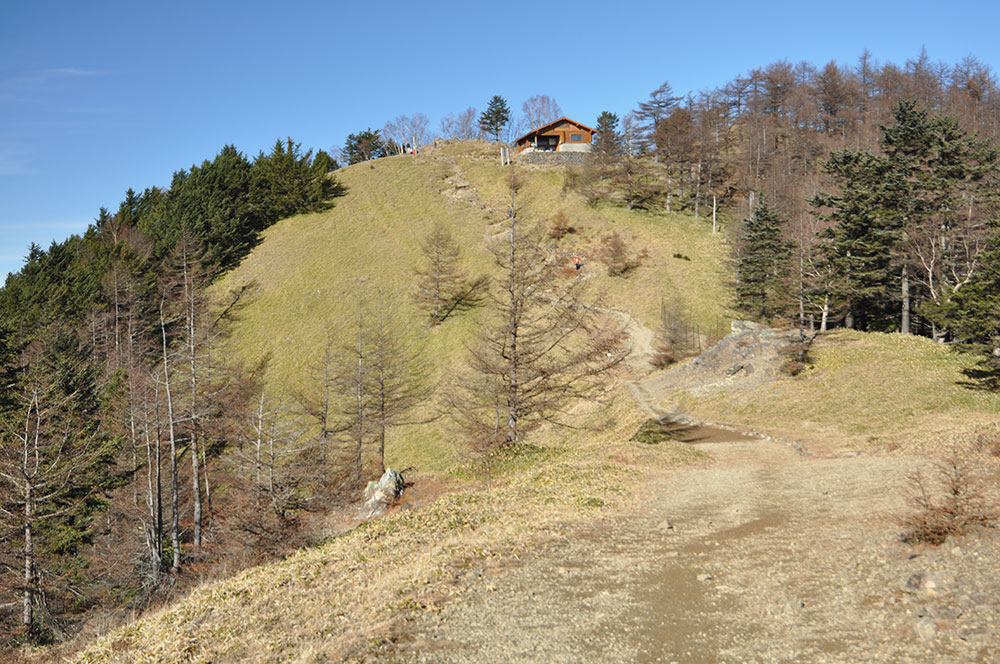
<box><xmin>514</xmin><ymin>117</ymin><xmax>597</xmax><ymax>144</ymax></box>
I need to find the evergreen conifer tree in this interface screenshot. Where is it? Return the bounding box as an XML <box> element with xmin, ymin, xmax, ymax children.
<box><xmin>311</xmin><ymin>149</ymin><xmax>339</xmax><ymax>174</ymax></box>
<box><xmin>343</xmin><ymin>129</ymin><xmax>386</xmax><ymax>164</ymax></box>
<box><xmin>479</xmin><ymin>96</ymin><xmax>511</xmax><ymax>142</ymax></box>
<box><xmin>593</xmin><ymin>111</ymin><xmax>623</xmax><ymax>163</ymax></box>
<box><xmin>0</xmin><ymin>328</ymin><xmax>122</xmax><ymax>639</ymax></box>
<box><xmin>812</xmin><ymin>149</ymin><xmax>899</xmax><ymax>329</ymax></box>
<box><xmin>737</xmin><ymin>199</ymin><xmax>793</xmax><ymax>319</ymax></box>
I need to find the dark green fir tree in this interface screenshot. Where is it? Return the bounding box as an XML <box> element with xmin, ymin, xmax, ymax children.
<box><xmin>811</xmin><ymin>149</ymin><xmax>898</xmax><ymax>330</ymax></box>
<box><xmin>479</xmin><ymin>95</ymin><xmax>511</xmax><ymax>142</ymax></box>
<box><xmin>737</xmin><ymin>198</ymin><xmax>793</xmax><ymax>320</ymax></box>
<box><xmin>592</xmin><ymin>111</ymin><xmax>623</xmax><ymax>163</ymax></box>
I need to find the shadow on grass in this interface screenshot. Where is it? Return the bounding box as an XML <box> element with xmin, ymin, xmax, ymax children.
<box><xmin>631</xmin><ymin>418</ymin><xmax>759</xmax><ymax>445</ymax></box>
<box><xmin>958</xmin><ymin>354</ymin><xmax>1000</xmax><ymax>392</ymax></box>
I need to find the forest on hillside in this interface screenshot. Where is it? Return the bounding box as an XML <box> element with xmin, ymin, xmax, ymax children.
<box><xmin>571</xmin><ymin>50</ymin><xmax>1000</xmax><ymax>363</ymax></box>
<box><xmin>576</xmin><ymin>52</ymin><xmax>1000</xmax><ymax>345</ymax></box>
<box><xmin>4</xmin><ymin>49</ymin><xmax>1000</xmax><ymax>650</ymax></box>
<box><xmin>350</xmin><ymin>50</ymin><xmax>1000</xmax><ymax>351</ymax></box>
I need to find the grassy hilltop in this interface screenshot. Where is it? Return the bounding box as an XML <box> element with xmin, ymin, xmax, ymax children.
<box><xmin>73</xmin><ymin>140</ymin><xmax>736</xmax><ymax>661</ymax></box>
<box><xmin>69</xmin><ymin>142</ymin><xmax>1000</xmax><ymax>663</ymax></box>
<box><xmin>213</xmin><ymin>140</ymin><xmax>735</xmax><ymax>472</ymax></box>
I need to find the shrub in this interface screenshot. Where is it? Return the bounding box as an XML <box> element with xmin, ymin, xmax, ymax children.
<box><xmin>780</xmin><ymin>330</ymin><xmax>816</xmax><ymax>376</ymax></box>
<box><xmin>548</xmin><ymin>211</ymin><xmax>574</xmax><ymax>239</ymax></box>
<box><xmin>630</xmin><ymin>419</ymin><xmax>677</xmax><ymax>444</ymax></box>
<box><xmin>898</xmin><ymin>454</ymin><xmax>999</xmax><ymax>546</ymax></box>
<box><xmin>597</xmin><ymin>231</ymin><xmax>647</xmax><ymax>277</ymax></box>
<box><xmin>650</xmin><ymin>295</ymin><xmax>703</xmax><ymax>367</ymax></box>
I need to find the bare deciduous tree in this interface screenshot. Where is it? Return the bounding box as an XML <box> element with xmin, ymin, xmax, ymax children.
<box><xmin>413</xmin><ymin>223</ymin><xmax>486</xmax><ymax>325</ymax></box>
<box><xmin>366</xmin><ymin>298</ymin><xmax>429</xmax><ymax>474</ymax></box>
<box><xmin>519</xmin><ymin>94</ymin><xmax>563</xmax><ymax>135</ymax></box>
<box><xmin>0</xmin><ymin>331</ymin><xmax>113</xmax><ymax>639</ymax></box>
<box><xmin>385</xmin><ymin>113</ymin><xmax>434</xmax><ymax>153</ymax></box>
<box><xmin>448</xmin><ymin>174</ymin><xmax>629</xmax><ymax>475</ymax></box>
<box><xmin>441</xmin><ymin>107</ymin><xmax>480</xmax><ymax>140</ymax></box>
<box><xmin>330</xmin><ymin>293</ymin><xmax>432</xmax><ymax>483</ymax></box>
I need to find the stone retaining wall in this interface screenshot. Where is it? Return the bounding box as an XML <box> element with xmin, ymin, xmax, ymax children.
<box><xmin>516</xmin><ymin>151</ymin><xmax>590</xmax><ymax>166</ymax></box>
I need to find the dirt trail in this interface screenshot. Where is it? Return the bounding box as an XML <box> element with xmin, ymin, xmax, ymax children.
<box><xmin>392</xmin><ymin>322</ymin><xmax>1000</xmax><ymax>663</ymax></box>
<box><xmin>400</xmin><ymin>439</ymin><xmax>979</xmax><ymax>663</ymax></box>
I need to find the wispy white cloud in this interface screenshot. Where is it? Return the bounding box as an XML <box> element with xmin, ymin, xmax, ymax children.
<box><xmin>0</xmin><ymin>148</ymin><xmax>38</xmax><ymax>176</ymax></box>
<box><xmin>34</xmin><ymin>67</ymin><xmax>104</xmax><ymax>80</ymax></box>
<box><xmin>0</xmin><ymin>68</ymin><xmax>104</xmax><ymax>89</ymax></box>
<box><xmin>62</xmin><ymin>106</ymin><xmax>127</xmax><ymax>114</ymax></box>
<box><xmin>0</xmin><ymin>70</ymin><xmax>128</xmax><ymax>138</ymax></box>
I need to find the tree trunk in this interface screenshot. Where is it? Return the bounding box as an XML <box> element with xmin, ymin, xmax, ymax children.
<box><xmin>901</xmin><ymin>264</ymin><xmax>911</xmax><ymax>334</ymax></box>
<box><xmin>798</xmin><ymin>246</ymin><xmax>806</xmax><ymax>329</ymax></box>
<box><xmin>143</xmin><ymin>401</ymin><xmax>162</xmax><ymax>571</ymax></box>
<box><xmin>23</xmin><ymin>484</ymin><xmax>34</xmax><ymax>634</ymax></box>
<box><xmin>255</xmin><ymin>390</ymin><xmax>264</xmax><ymax>488</ymax></box>
<box><xmin>320</xmin><ymin>339</ymin><xmax>332</xmax><ymax>488</ymax></box>
<box><xmin>506</xmin><ymin>215</ymin><xmax>520</xmax><ymax>446</ymax></box>
<box><xmin>694</xmin><ymin>159</ymin><xmax>702</xmax><ymax>218</ymax></box>
<box><xmin>160</xmin><ymin>300</ymin><xmax>181</xmax><ymax>573</ymax></box>
<box><xmin>355</xmin><ymin>304</ymin><xmax>365</xmax><ymax>480</ymax></box>
<box><xmin>184</xmin><ymin>255</ymin><xmax>202</xmax><ymax>549</ymax></box>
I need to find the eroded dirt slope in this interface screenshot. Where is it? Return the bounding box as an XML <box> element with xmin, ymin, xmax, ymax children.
<box><xmin>396</xmin><ymin>440</ymin><xmax>997</xmax><ymax>663</ymax></box>
<box><xmin>389</xmin><ymin>324</ymin><xmax>1000</xmax><ymax>663</ymax></box>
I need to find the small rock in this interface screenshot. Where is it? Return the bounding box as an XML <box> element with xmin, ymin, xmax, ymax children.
<box><xmin>902</xmin><ymin>571</ymin><xmax>953</xmax><ymax>598</ymax></box>
<box><xmin>696</xmin><ymin>573</ymin><xmax>713</xmax><ymax>582</ymax></box>
<box><xmin>659</xmin><ymin>520</ymin><xmax>675</xmax><ymax>531</ymax></box>
<box><xmin>664</xmin><ymin>551</ymin><xmax>680</xmax><ymax>558</ymax></box>
<box><xmin>922</xmin><ymin>571</ymin><xmax>953</xmax><ymax>598</ymax></box>
<box><xmin>926</xmin><ymin>604</ymin><xmax>961</xmax><ymax>620</ymax></box>
<box><xmin>782</xmin><ymin>599</ymin><xmax>805</xmax><ymax>616</ymax></box>
<box><xmin>968</xmin><ymin>592</ymin><xmax>992</xmax><ymax>607</ymax></box>
<box><xmin>914</xmin><ymin>617</ymin><xmax>938</xmax><ymax>640</ymax></box>
<box><xmin>360</xmin><ymin>468</ymin><xmax>407</xmax><ymax>518</ymax></box>
<box><xmin>951</xmin><ymin>546</ymin><xmax>962</xmax><ymax>556</ymax></box>
<box><xmin>903</xmin><ymin>573</ymin><xmax>924</xmax><ymax>594</ymax></box>
<box><xmin>960</xmin><ymin>626</ymin><xmax>990</xmax><ymax>644</ymax></box>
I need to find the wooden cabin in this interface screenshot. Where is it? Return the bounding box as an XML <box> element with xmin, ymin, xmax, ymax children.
<box><xmin>515</xmin><ymin>117</ymin><xmax>596</xmax><ymax>152</ymax></box>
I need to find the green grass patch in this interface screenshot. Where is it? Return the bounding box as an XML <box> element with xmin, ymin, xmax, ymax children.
<box><xmin>675</xmin><ymin>329</ymin><xmax>1000</xmax><ymax>451</ymax></box>
<box><xmin>630</xmin><ymin>419</ymin><xmax>678</xmax><ymax>444</ymax></box>
<box><xmin>212</xmin><ymin>141</ymin><xmax>735</xmax><ymax>476</ymax></box>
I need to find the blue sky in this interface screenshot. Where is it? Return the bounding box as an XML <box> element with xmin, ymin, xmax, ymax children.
<box><xmin>3</xmin><ymin>0</ymin><xmax>1000</xmax><ymax>278</ymax></box>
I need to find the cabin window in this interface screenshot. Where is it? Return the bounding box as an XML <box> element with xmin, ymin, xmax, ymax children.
<box><xmin>570</xmin><ymin>133</ymin><xmax>583</xmax><ymax>142</ymax></box>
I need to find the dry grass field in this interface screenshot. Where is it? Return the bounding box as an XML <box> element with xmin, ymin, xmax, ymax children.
<box><xmin>212</xmin><ymin>140</ymin><xmax>735</xmax><ymax>473</ymax></box>
<box><xmin>671</xmin><ymin>329</ymin><xmax>1000</xmax><ymax>451</ymax></box>
<box><xmin>63</xmin><ymin>142</ymin><xmax>1000</xmax><ymax>664</ymax></box>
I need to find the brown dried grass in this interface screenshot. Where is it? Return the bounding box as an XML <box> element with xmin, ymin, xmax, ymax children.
<box><xmin>898</xmin><ymin>453</ymin><xmax>1000</xmax><ymax>546</ymax></box>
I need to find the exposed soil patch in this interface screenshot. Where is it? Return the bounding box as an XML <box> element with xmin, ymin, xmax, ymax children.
<box><xmin>385</xmin><ymin>324</ymin><xmax>1000</xmax><ymax>663</ymax></box>
<box><xmin>632</xmin><ymin>417</ymin><xmax>762</xmax><ymax>445</ymax></box>
<box><xmin>394</xmin><ymin>440</ymin><xmax>1000</xmax><ymax>663</ymax></box>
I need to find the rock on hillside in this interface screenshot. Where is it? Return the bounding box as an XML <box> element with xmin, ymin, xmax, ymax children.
<box><xmin>639</xmin><ymin>321</ymin><xmax>799</xmax><ymax>405</ymax></box>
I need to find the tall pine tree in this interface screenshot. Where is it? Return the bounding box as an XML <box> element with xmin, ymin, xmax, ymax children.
<box><xmin>479</xmin><ymin>96</ymin><xmax>511</xmax><ymax>142</ymax></box>
<box><xmin>812</xmin><ymin>149</ymin><xmax>899</xmax><ymax>330</ymax></box>
<box><xmin>737</xmin><ymin>198</ymin><xmax>793</xmax><ymax>320</ymax></box>
<box><xmin>592</xmin><ymin>111</ymin><xmax>623</xmax><ymax>164</ymax></box>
